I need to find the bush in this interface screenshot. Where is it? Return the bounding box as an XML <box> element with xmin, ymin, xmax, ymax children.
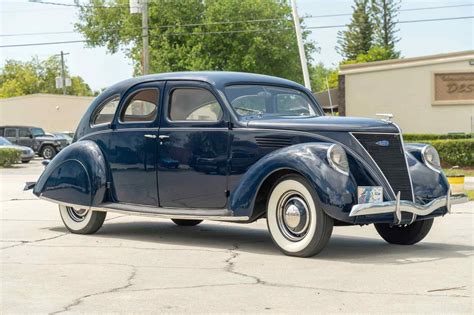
<box><xmin>422</xmin><ymin>139</ymin><xmax>473</xmax><ymax>167</ymax></box>
<box><xmin>0</xmin><ymin>148</ymin><xmax>21</xmax><ymax>167</ymax></box>
<box><xmin>404</xmin><ymin>133</ymin><xmax>472</xmax><ymax>141</ymax></box>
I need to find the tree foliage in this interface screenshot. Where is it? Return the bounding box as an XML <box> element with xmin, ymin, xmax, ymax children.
<box><xmin>337</xmin><ymin>0</ymin><xmax>400</xmax><ymax>62</ymax></box>
<box><xmin>336</xmin><ymin>0</ymin><xmax>374</xmax><ymax>61</ymax></box>
<box><xmin>0</xmin><ymin>57</ymin><xmax>94</xmax><ymax>98</ymax></box>
<box><xmin>371</xmin><ymin>0</ymin><xmax>400</xmax><ymax>59</ymax></box>
<box><xmin>75</xmin><ymin>0</ymin><xmax>316</xmax><ymax>84</ymax></box>
<box><xmin>309</xmin><ymin>63</ymin><xmax>338</xmax><ymax>92</ymax></box>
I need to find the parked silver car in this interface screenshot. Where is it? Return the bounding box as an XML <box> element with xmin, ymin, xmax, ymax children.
<box><xmin>0</xmin><ymin>137</ymin><xmax>35</xmax><ymax>163</ymax></box>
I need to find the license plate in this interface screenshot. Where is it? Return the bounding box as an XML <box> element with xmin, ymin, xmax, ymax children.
<box><xmin>357</xmin><ymin>186</ymin><xmax>383</xmax><ymax>204</ymax></box>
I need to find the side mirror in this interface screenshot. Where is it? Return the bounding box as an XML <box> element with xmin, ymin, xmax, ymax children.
<box><xmin>29</xmin><ymin>134</ymin><xmax>33</xmax><ymax>139</ymax></box>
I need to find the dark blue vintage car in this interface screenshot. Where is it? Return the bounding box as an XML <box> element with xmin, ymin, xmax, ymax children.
<box><xmin>28</xmin><ymin>72</ymin><xmax>468</xmax><ymax>257</ymax></box>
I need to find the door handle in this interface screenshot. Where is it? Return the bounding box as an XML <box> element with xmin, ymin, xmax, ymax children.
<box><xmin>158</xmin><ymin>135</ymin><xmax>170</xmax><ymax>143</ymax></box>
<box><xmin>144</xmin><ymin>134</ymin><xmax>157</xmax><ymax>139</ymax></box>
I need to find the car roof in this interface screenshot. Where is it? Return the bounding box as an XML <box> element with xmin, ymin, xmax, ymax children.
<box><xmin>106</xmin><ymin>71</ymin><xmax>305</xmax><ymax>92</ymax></box>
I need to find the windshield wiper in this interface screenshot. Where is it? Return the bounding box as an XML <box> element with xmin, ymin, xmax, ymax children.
<box><xmin>234</xmin><ymin>106</ymin><xmax>263</xmax><ymax>115</ymax></box>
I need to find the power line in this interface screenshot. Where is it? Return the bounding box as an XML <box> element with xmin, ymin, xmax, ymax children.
<box><xmin>1</xmin><ymin>15</ymin><xmax>473</xmax><ymax>47</ymax></box>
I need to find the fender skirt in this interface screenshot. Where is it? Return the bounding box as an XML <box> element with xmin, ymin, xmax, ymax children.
<box><xmin>33</xmin><ymin>140</ymin><xmax>107</xmax><ymax>209</ymax></box>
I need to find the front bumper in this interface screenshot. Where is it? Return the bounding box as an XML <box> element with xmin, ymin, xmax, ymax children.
<box><xmin>350</xmin><ymin>189</ymin><xmax>468</xmax><ymax>224</ymax></box>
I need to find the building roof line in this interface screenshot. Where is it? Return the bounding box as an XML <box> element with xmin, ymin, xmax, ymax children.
<box><xmin>340</xmin><ymin>50</ymin><xmax>474</xmax><ymax>75</ymax></box>
<box><xmin>0</xmin><ymin>93</ymin><xmax>95</xmax><ymax>103</ymax></box>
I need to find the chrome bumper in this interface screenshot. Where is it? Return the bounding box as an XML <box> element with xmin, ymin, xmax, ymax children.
<box><xmin>349</xmin><ymin>189</ymin><xmax>469</xmax><ymax>224</ymax></box>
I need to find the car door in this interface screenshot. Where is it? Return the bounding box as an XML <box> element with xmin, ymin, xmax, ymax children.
<box><xmin>91</xmin><ymin>82</ymin><xmax>163</xmax><ymax>206</ymax></box>
<box><xmin>4</xmin><ymin>128</ymin><xmax>18</xmax><ymax>144</ymax></box>
<box><xmin>18</xmin><ymin>128</ymin><xmax>34</xmax><ymax>147</ymax></box>
<box><xmin>158</xmin><ymin>81</ymin><xmax>230</xmax><ymax>209</ymax></box>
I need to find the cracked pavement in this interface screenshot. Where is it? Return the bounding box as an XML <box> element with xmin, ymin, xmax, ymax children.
<box><xmin>1</xmin><ymin>159</ymin><xmax>473</xmax><ymax>313</ymax></box>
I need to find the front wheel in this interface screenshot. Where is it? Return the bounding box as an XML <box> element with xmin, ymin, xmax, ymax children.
<box><xmin>40</xmin><ymin>145</ymin><xmax>57</xmax><ymax>159</ymax></box>
<box><xmin>375</xmin><ymin>219</ymin><xmax>434</xmax><ymax>245</ymax></box>
<box><xmin>59</xmin><ymin>205</ymin><xmax>106</xmax><ymax>234</ymax></box>
<box><xmin>266</xmin><ymin>174</ymin><xmax>333</xmax><ymax>257</ymax></box>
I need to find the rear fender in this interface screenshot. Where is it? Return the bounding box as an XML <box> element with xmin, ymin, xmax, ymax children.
<box><xmin>33</xmin><ymin>140</ymin><xmax>107</xmax><ymax>209</ymax></box>
<box><xmin>229</xmin><ymin>143</ymin><xmax>357</xmax><ymax>221</ymax></box>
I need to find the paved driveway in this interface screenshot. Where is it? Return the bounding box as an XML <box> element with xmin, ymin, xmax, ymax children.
<box><xmin>1</xmin><ymin>159</ymin><xmax>473</xmax><ymax>313</ymax></box>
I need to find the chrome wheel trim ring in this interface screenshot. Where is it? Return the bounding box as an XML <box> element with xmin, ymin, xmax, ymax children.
<box><xmin>276</xmin><ymin>191</ymin><xmax>310</xmax><ymax>241</ymax></box>
<box><xmin>66</xmin><ymin>206</ymin><xmax>89</xmax><ymax>222</ymax></box>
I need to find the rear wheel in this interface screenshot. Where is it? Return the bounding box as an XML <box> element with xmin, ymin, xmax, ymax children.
<box><xmin>171</xmin><ymin>219</ymin><xmax>202</xmax><ymax>226</ymax></box>
<box><xmin>40</xmin><ymin>145</ymin><xmax>57</xmax><ymax>159</ymax></box>
<box><xmin>59</xmin><ymin>205</ymin><xmax>106</xmax><ymax>234</ymax></box>
<box><xmin>375</xmin><ymin>219</ymin><xmax>434</xmax><ymax>245</ymax></box>
<box><xmin>266</xmin><ymin>174</ymin><xmax>333</xmax><ymax>257</ymax></box>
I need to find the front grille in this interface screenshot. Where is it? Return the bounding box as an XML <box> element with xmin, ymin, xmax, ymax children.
<box><xmin>353</xmin><ymin>133</ymin><xmax>413</xmax><ymax>201</ymax></box>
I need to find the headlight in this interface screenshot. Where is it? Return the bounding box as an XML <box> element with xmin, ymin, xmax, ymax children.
<box><xmin>327</xmin><ymin>144</ymin><xmax>349</xmax><ymax>176</ymax></box>
<box><xmin>422</xmin><ymin>145</ymin><xmax>441</xmax><ymax>172</ymax></box>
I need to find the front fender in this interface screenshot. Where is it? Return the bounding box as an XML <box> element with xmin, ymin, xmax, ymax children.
<box><xmin>33</xmin><ymin>140</ymin><xmax>107</xmax><ymax>209</ymax></box>
<box><xmin>229</xmin><ymin>143</ymin><xmax>357</xmax><ymax>221</ymax></box>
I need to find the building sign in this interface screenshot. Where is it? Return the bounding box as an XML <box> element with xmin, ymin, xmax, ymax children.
<box><xmin>433</xmin><ymin>72</ymin><xmax>474</xmax><ymax>105</ymax></box>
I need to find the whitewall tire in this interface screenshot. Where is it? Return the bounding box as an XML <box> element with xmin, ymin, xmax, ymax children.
<box><xmin>59</xmin><ymin>205</ymin><xmax>106</xmax><ymax>234</ymax></box>
<box><xmin>266</xmin><ymin>174</ymin><xmax>333</xmax><ymax>257</ymax></box>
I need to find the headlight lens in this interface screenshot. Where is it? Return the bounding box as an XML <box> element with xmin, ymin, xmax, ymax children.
<box><xmin>327</xmin><ymin>144</ymin><xmax>349</xmax><ymax>175</ymax></box>
<box><xmin>422</xmin><ymin>145</ymin><xmax>441</xmax><ymax>172</ymax></box>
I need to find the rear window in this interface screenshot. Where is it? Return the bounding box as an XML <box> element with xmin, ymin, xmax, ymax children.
<box><xmin>92</xmin><ymin>96</ymin><xmax>120</xmax><ymax>126</ymax></box>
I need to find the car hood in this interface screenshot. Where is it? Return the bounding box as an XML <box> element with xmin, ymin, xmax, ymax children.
<box><xmin>245</xmin><ymin>116</ymin><xmax>399</xmax><ymax>133</ymax></box>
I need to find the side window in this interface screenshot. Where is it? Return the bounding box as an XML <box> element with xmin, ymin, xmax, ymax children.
<box><xmin>19</xmin><ymin>128</ymin><xmax>32</xmax><ymax>138</ymax></box>
<box><xmin>120</xmin><ymin>89</ymin><xmax>159</xmax><ymax>123</ymax></box>
<box><xmin>169</xmin><ymin>88</ymin><xmax>223</xmax><ymax>122</ymax></box>
<box><xmin>5</xmin><ymin>128</ymin><xmax>17</xmax><ymax>138</ymax></box>
<box><xmin>276</xmin><ymin>94</ymin><xmax>312</xmax><ymax>115</ymax></box>
<box><xmin>0</xmin><ymin>128</ymin><xmax>4</xmax><ymax>136</ymax></box>
<box><xmin>92</xmin><ymin>96</ymin><xmax>120</xmax><ymax>126</ymax></box>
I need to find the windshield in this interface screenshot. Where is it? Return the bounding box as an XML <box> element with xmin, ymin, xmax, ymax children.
<box><xmin>225</xmin><ymin>85</ymin><xmax>319</xmax><ymax>118</ymax></box>
<box><xmin>31</xmin><ymin>128</ymin><xmax>45</xmax><ymax>137</ymax></box>
<box><xmin>0</xmin><ymin>137</ymin><xmax>12</xmax><ymax>145</ymax></box>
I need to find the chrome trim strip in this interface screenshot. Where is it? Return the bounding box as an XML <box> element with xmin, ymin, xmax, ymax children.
<box><xmin>38</xmin><ymin>196</ymin><xmax>249</xmax><ymax>222</ymax></box>
<box><xmin>391</xmin><ymin>122</ymin><xmax>415</xmax><ymax>202</ymax></box>
<box><xmin>349</xmin><ymin>132</ymin><xmax>396</xmax><ymax>199</ymax></box>
<box><xmin>349</xmin><ymin>192</ymin><xmax>468</xmax><ymax>221</ymax></box>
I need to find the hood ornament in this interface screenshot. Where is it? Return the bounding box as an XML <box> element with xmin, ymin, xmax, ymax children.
<box><xmin>376</xmin><ymin>113</ymin><xmax>394</xmax><ymax>122</ymax></box>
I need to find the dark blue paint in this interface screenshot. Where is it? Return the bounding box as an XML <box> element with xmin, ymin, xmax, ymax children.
<box><xmin>36</xmin><ymin>71</ymin><xmax>451</xmax><ymax>225</ymax></box>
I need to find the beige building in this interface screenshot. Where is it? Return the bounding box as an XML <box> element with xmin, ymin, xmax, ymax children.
<box><xmin>339</xmin><ymin>51</ymin><xmax>474</xmax><ymax>134</ymax></box>
<box><xmin>0</xmin><ymin>94</ymin><xmax>94</xmax><ymax>132</ymax></box>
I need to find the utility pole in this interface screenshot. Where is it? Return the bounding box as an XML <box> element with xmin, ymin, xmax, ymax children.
<box><xmin>141</xmin><ymin>0</ymin><xmax>149</xmax><ymax>75</ymax></box>
<box><xmin>60</xmin><ymin>51</ymin><xmax>66</xmax><ymax>95</ymax></box>
<box><xmin>290</xmin><ymin>0</ymin><xmax>311</xmax><ymax>90</ymax></box>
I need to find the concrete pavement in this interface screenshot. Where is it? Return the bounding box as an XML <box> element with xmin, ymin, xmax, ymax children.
<box><xmin>1</xmin><ymin>159</ymin><xmax>473</xmax><ymax>313</ymax></box>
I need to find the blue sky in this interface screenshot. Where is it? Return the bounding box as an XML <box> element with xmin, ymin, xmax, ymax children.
<box><xmin>1</xmin><ymin>0</ymin><xmax>473</xmax><ymax>91</ymax></box>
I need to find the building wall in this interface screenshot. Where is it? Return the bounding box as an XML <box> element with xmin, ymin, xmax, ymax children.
<box><xmin>0</xmin><ymin>94</ymin><xmax>94</xmax><ymax>132</ymax></box>
<box><xmin>344</xmin><ymin>59</ymin><xmax>474</xmax><ymax>134</ymax></box>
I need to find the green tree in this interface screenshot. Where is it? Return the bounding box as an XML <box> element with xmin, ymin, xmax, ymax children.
<box><xmin>343</xmin><ymin>45</ymin><xmax>395</xmax><ymax>65</ymax></box>
<box><xmin>371</xmin><ymin>0</ymin><xmax>400</xmax><ymax>59</ymax></box>
<box><xmin>309</xmin><ymin>63</ymin><xmax>338</xmax><ymax>92</ymax></box>
<box><xmin>0</xmin><ymin>57</ymin><xmax>94</xmax><ymax>98</ymax></box>
<box><xmin>75</xmin><ymin>0</ymin><xmax>316</xmax><ymax>84</ymax></box>
<box><xmin>337</xmin><ymin>0</ymin><xmax>374</xmax><ymax>61</ymax></box>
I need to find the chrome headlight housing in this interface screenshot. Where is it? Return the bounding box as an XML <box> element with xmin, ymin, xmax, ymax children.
<box><xmin>327</xmin><ymin>144</ymin><xmax>349</xmax><ymax>176</ymax></box>
<box><xmin>421</xmin><ymin>145</ymin><xmax>441</xmax><ymax>172</ymax></box>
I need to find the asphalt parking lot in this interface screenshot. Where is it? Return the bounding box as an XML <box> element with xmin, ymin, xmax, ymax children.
<box><xmin>1</xmin><ymin>158</ymin><xmax>473</xmax><ymax>314</ymax></box>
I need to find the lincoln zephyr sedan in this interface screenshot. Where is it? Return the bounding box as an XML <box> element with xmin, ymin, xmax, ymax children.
<box><xmin>26</xmin><ymin>72</ymin><xmax>468</xmax><ymax>257</ymax></box>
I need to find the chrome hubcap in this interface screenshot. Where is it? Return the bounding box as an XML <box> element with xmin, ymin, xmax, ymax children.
<box><xmin>277</xmin><ymin>192</ymin><xmax>310</xmax><ymax>241</ymax></box>
<box><xmin>43</xmin><ymin>148</ymin><xmax>53</xmax><ymax>159</ymax></box>
<box><xmin>66</xmin><ymin>206</ymin><xmax>89</xmax><ymax>222</ymax></box>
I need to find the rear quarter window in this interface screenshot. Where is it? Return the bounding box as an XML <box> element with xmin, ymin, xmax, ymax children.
<box><xmin>91</xmin><ymin>96</ymin><xmax>120</xmax><ymax>127</ymax></box>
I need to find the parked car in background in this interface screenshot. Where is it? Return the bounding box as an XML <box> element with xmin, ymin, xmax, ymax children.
<box><xmin>27</xmin><ymin>72</ymin><xmax>468</xmax><ymax>257</ymax></box>
<box><xmin>53</xmin><ymin>133</ymin><xmax>73</xmax><ymax>145</ymax></box>
<box><xmin>0</xmin><ymin>126</ymin><xmax>69</xmax><ymax>159</ymax></box>
<box><xmin>0</xmin><ymin>136</ymin><xmax>34</xmax><ymax>163</ymax></box>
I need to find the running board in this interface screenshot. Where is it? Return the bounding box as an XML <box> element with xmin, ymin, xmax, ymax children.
<box><xmin>97</xmin><ymin>202</ymin><xmax>249</xmax><ymax>222</ymax></box>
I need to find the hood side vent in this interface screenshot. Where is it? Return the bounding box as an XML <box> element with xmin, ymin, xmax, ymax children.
<box><xmin>255</xmin><ymin>136</ymin><xmax>293</xmax><ymax>148</ymax></box>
